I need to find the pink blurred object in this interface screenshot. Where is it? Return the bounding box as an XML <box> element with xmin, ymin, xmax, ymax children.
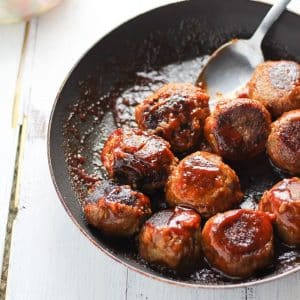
<box><xmin>0</xmin><ymin>0</ymin><xmax>62</xmax><ymax>23</ymax></box>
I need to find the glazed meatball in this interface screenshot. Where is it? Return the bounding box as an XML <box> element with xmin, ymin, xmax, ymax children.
<box><xmin>135</xmin><ymin>83</ymin><xmax>209</xmax><ymax>153</ymax></box>
<box><xmin>248</xmin><ymin>61</ymin><xmax>300</xmax><ymax>117</ymax></box>
<box><xmin>84</xmin><ymin>181</ymin><xmax>151</xmax><ymax>237</ymax></box>
<box><xmin>202</xmin><ymin>209</ymin><xmax>274</xmax><ymax>278</ymax></box>
<box><xmin>266</xmin><ymin>109</ymin><xmax>300</xmax><ymax>174</ymax></box>
<box><xmin>139</xmin><ymin>207</ymin><xmax>202</xmax><ymax>270</ymax></box>
<box><xmin>165</xmin><ymin>151</ymin><xmax>243</xmax><ymax>218</ymax></box>
<box><xmin>259</xmin><ymin>177</ymin><xmax>300</xmax><ymax>246</ymax></box>
<box><xmin>204</xmin><ymin>98</ymin><xmax>271</xmax><ymax>160</ymax></box>
<box><xmin>101</xmin><ymin>128</ymin><xmax>177</xmax><ymax>191</ymax></box>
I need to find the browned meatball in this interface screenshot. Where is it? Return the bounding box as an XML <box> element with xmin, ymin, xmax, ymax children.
<box><xmin>259</xmin><ymin>177</ymin><xmax>300</xmax><ymax>246</ymax></box>
<box><xmin>101</xmin><ymin>128</ymin><xmax>177</xmax><ymax>191</ymax></box>
<box><xmin>204</xmin><ymin>98</ymin><xmax>271</xmax><ymax>161</ymax></box>
<box><xmin>139</xmin><ymin>207</ymin><xmax>202</xmax><ymax>270</ymax></box>
<box><xmin>266</xmin><ymin>109</ymin><xmax>300</xmax><ymax>175</ymax></box>
<box><xmin>202</xmin><ymin>209</ymin><xmax>274</xmax><ymax>278</ymax></box>
<box><xmin>248</xmin><ymin>61</ymin><xmax>300</xmax><ymax>117</ymax></box>
<box><xmin>84</xmin><ymin>181</ymin><xmax>151</xmax><ymax>237</ymax></box>
<box><xmin>165</xmin><ymin>151</ymin><xmax>243</xmax><ymax>218</ymax></box>
<box><xmin>135</xmin><ymin>83</ymin><xmax>209</xmax><ymax>153</ymax></box>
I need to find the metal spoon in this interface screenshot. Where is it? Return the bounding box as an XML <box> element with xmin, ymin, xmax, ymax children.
<box><xmin>196</xmin><ymin>0</ymin><xmax>292</xmax><ymax>109</ymax></box>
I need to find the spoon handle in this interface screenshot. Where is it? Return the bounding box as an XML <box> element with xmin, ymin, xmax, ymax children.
<box><xmin>250</xmin><ymin>0</ymin><xmax>292</xmax><ymax>46</ymax></box>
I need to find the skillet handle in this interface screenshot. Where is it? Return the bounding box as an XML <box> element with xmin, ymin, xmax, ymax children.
<box><xmin>249</xmin><ymin>0</ymin><xmax>292</xmax><ymax>46</ymax></box>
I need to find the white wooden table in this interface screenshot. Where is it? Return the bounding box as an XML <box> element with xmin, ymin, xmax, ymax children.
<box><xmin>1</xmin><ymin>1</ymin><xmax>300</xmax><ymax>299</ymax></box>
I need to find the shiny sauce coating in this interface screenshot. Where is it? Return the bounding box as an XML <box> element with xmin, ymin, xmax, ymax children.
<box><xmin>213</xmin><ymin>210</ymin><xmax>273</xmax><ymax>255</ymax></box>
<box><xmin>63</xmin><ymin>56</ymin><xmax>300</xmax><ymax>284</ymax></box>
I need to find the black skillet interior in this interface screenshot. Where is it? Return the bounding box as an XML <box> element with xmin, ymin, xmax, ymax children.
<box><xmin>49</xmin><ymin>0</ymin><xmax>300</xmax><ymax>287</ymax></box>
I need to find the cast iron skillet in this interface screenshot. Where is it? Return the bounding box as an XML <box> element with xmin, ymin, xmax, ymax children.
<box><xmin>48</xmin><ymin>0</ymin><xmax>300</xmax><ymax>288</ymax></box>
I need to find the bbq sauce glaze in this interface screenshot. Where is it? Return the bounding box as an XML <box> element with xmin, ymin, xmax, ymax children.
<box><xmin>63</xmin><ymin>56</ymin><xmax>300</xmax><ymax>285</ymax></box>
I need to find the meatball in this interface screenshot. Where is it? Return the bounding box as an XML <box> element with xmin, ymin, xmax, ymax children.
<box><xmin>204</xmin><ymin>98</ymin><xmax>271</xmax><ymax>160</ymax></box>
<box><xmin>266</xmin><ymin>109</ymin><xmax>300</xmax><ymax>175</ymax></box>
<box><xmin>248</xmin><ymin>61</ymin><xmax>300</xmax><ymax>117</ymax></box>
<box><xmin>84</xmin><ymin>181</ymin><xmax>151</xmax><ymax>237</ymax></box>
<box><xmin>135</xmin><ymin>83</ymin><xmax>209</xmax><ymax>153</ymax></box>
<box><xmin>165</xmin><ymin>151</ymin><xmax>243</xmax><ymax>218</ymax></box>
<box><xmin>259</xmin><ymin>177</ymin><xmax>300</xmax><ymax>246</ymax></box>
<box><xmin>101</xmin><ymin>128</ymin><xmax>177</xmax><ymax>191</ymax></box>
<box><xmin>202</xmin><ymin>209</ymin><xmax>274</xmax><ymax>278</ymax></box>
<box><xmin>139</xmin><ymin>207</ymin><xmax>202</xmax><ymax>270</ymax></box>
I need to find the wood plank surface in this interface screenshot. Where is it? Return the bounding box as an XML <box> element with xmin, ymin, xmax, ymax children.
<box><xmin>4</xmin><ymin>1</ymin><xmax>300</xmax><ymax>299</ymax></box>
<box><xmin>0</xmin><ymin>23</ymin><xmax>25</xmax><ymax>274</ymax></box>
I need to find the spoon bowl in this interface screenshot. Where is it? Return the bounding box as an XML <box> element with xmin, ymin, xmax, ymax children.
<box><xmin>197</xmin><ymin>39</ymin><xmax>264</xmax><ymax>108</ymax></box>
<box><xmin>196</xmin><ymin>0</ymin><xmax>292</xmax><ymax>106</ymax></box>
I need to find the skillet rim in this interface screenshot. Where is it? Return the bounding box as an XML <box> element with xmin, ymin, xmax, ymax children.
<box><xmin>47</xmin><ymin>0</ymin><xmax>300</xmax><ymax>289</ymax></box>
